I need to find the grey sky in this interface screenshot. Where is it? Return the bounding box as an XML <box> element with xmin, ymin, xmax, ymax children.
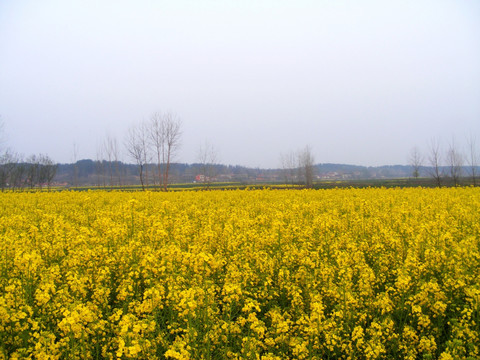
<box><xmin>1</xmin><ymin>0</ymin><xmax>479</xmax><ymax>168</ymax></box>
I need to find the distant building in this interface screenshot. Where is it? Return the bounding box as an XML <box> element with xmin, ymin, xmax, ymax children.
<box><xmin>195</xmin><ymin>174</ymin><xmax>216</xmax><ymax>183</ymax></box>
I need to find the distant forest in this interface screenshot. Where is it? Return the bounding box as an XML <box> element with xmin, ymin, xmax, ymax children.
<box><xmin>1</xmin><ymin>114</ymin><xmax>478</xmax><ymax>190</ymax></box>
<box><xmin>51</xmin><ymin>159</ymin><xmax>478</xmax><ymax>188</ymax></box>
<box><xmin>1</xmin><ymin>157</ymin><xmax>480</xmax><ymax>190</ymax></box>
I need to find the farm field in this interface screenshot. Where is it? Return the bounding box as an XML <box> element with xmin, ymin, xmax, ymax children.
<box><xmin>0</xmin><ymin>188</ymin><xmax>479</xmax><ymax>359</ymax></box>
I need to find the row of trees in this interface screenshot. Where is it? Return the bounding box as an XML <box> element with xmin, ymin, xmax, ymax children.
<box><xmin>409</xmin><ymin>136</ymin><xmax>479</xmax><ymax>186</ymax></box>
<box><xmin>0</xmin><ymin>152</ymin><xmax>57</xmax><ymax>191</ymax></box>
<box><xmin>90</xmin><ymin>113</ymin><xmax>225</xmax><ymax>190</ymax></box>
<box><xmin>2</xmin><ymin>116</ymin><xmax>478</xmax><ymax>190</ymax></box>
<box><xmin>279</xmin><ymin>136</ymin><xmax>479</xmax><ymax>190</ymax></box>
<box><xmin>0</xmin><ymin>113</ymin><xmax>221</xmax><ymax>190</ymax></box>
<box><xmin>124</xmin><ymin>111</ymin><xmax>182</xmax><ymax>191</ymax></box>
<box><xmin>0</xmin><ymin>119</ymin><xmax>58</xmax><ymax>191</ymax></box>
<box><xmin>85</xmin><ymin>112</ymin><xmax>184</xmax><ymax>190</ymax></box>
<box><xmin>280</xmin><ymin>145</ymin><xmax>316</xmax><ymax>188</ymax></box>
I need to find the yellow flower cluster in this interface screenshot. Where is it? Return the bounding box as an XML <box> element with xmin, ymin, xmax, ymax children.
<box><xmin>0</xmin><ymin>187</ymin><xmax>479</xmax><ymax>359</ymax></box>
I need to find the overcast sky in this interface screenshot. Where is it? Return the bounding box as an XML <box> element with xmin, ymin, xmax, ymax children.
<box><xmin>1</xmin><ymin>0</ymin><xmax>479</xmax><ymax>168</ymax></box>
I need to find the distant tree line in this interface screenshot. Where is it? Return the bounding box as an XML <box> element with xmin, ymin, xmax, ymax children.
<box><xmin>2</xmin><ymin>115</ymin><xmax>479</xmax><ymax>190</ymax></box>
<box><xmin>50</xmin><ymin>159</ymin><xmax>480</xmax><ymax>189</ymax></box>
<box><xmin>83</xmin><ymin>111</ymin><xmax>184</xmax><ymax>191</ymax></box>
<box><xmin>280</xmin><ymin>145</ymin><xmax>316</xmax><ymax>188</ymax></box>
<box><xmin>0</xmin><ymin>118</ymin><xmax>58</xmax><ymax>191</ymax></box>
<box><xmin>409</xmin><ymin>135</ymin><xmax>479</xmax><ymax>186</ymax></box>
<box><xmin>0</xmin><ymin>152</ymin><xmax>57</xmax><ymax>191</ymax></box>
<box><xmin>54</xmin><ymin>160</ymin><xmax>266</xmax><ymax>188</ymax></box>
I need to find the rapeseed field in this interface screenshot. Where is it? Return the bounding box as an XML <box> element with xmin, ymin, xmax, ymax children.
<box><xmin>0</xmin><ymin>188</ymin><xmax>479</xmax><ymax>359</ymax></box>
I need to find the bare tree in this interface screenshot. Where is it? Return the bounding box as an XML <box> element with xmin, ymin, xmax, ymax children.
<box><xmin>149</xmin><ymin>112</ymin><xmax>182</xmax><ymax>191</ymax></box>
<box><xmin>0</xmin><ymin>150</ymin><xmax>16</xmax><ymax>191</ymax></box>
<box><xmin>163</xmin><ymin>112</ymin><xmax>182</xmax><ymax>190</ymax></box>
<box><xmin>298</xmin><ymin>145</ymin><xmax>315</xmax><ymax>188</ymax></box>
<box><xmin>466</xmin><ymin>134</ymin><xmax>478</xmax><ymax>186</ymax></box>
<box><xmin>428</xmin><ymin>138</ymin><xmax>443</xmax><ymax>187</ymax></box>
<box><xmin>9</xmin><ymin>154</ymin><xmax>25</xmax><ymax>190</ymax></box>
<box><xmin>0</xmin><ymin>119</ymin><xmax>15</xmax><ymax>191</ymax></box>
<box><xmin>72</xmin><ymin>143</ymin><xmax>79</xmax><ymax>187</ymax></box>
<box><xmin>95</xmin><ymin>144</ymin><xmax>106</xmax><ymax>188</ymax></box>
<box><xmin>280</xmin><ymin>150</ymin><xmax>298</xmax><ymax>186</ymax></box>
<box><xmin>38</xmin><ymin>154</ymin><xmax>49</xmax><ymax>190</ymax></box>
<box><xmin>104</xmin><ymin>135</ymin><xmax>122</xmax><ymax>188</ymax></box>
<box><xmin>112</xmin><ymin>137</ymin><xmax>123</xmax><ymax>186</ymax></box>
<box><xmin>25</xmin><ymin>154</ymin><xmax>40</xmax><ymax>189</ymax></box>
<box><xmin>197</xmin><ymin>140</ymin><xmax>219</xmax><ymax>189</ymax></box>
<box><xmin>139</xmin><ymin>122</ymin><xmax>151</xmax><ymax>188</ymax></box>
<box><xmin>39</xmin><ymin>154</ymin><xmax>57</xmax><ymax>191</ymax></box>
<box><xmin>447</xmin><ymin>138</ymin><xmax>463</xmax><ymax>186</ymax></box>
<box><xmin>104</xmin><ymin>136</ymin><xmax>114</xmax><ymax>188</ymax></box>
<box><xmin>149</xmin><ymin>112</ymin><xmax>164</xmax><ymax>190</ymax></box>
<box><xmin>409</xmin><ymin>146</ymin><xmax>423</xmax><ymax>179</ymax></box>
<box><xmin>125</xmin><ymin>123</ymin><xmax>149</xmax><ymax>190</ymax></box>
